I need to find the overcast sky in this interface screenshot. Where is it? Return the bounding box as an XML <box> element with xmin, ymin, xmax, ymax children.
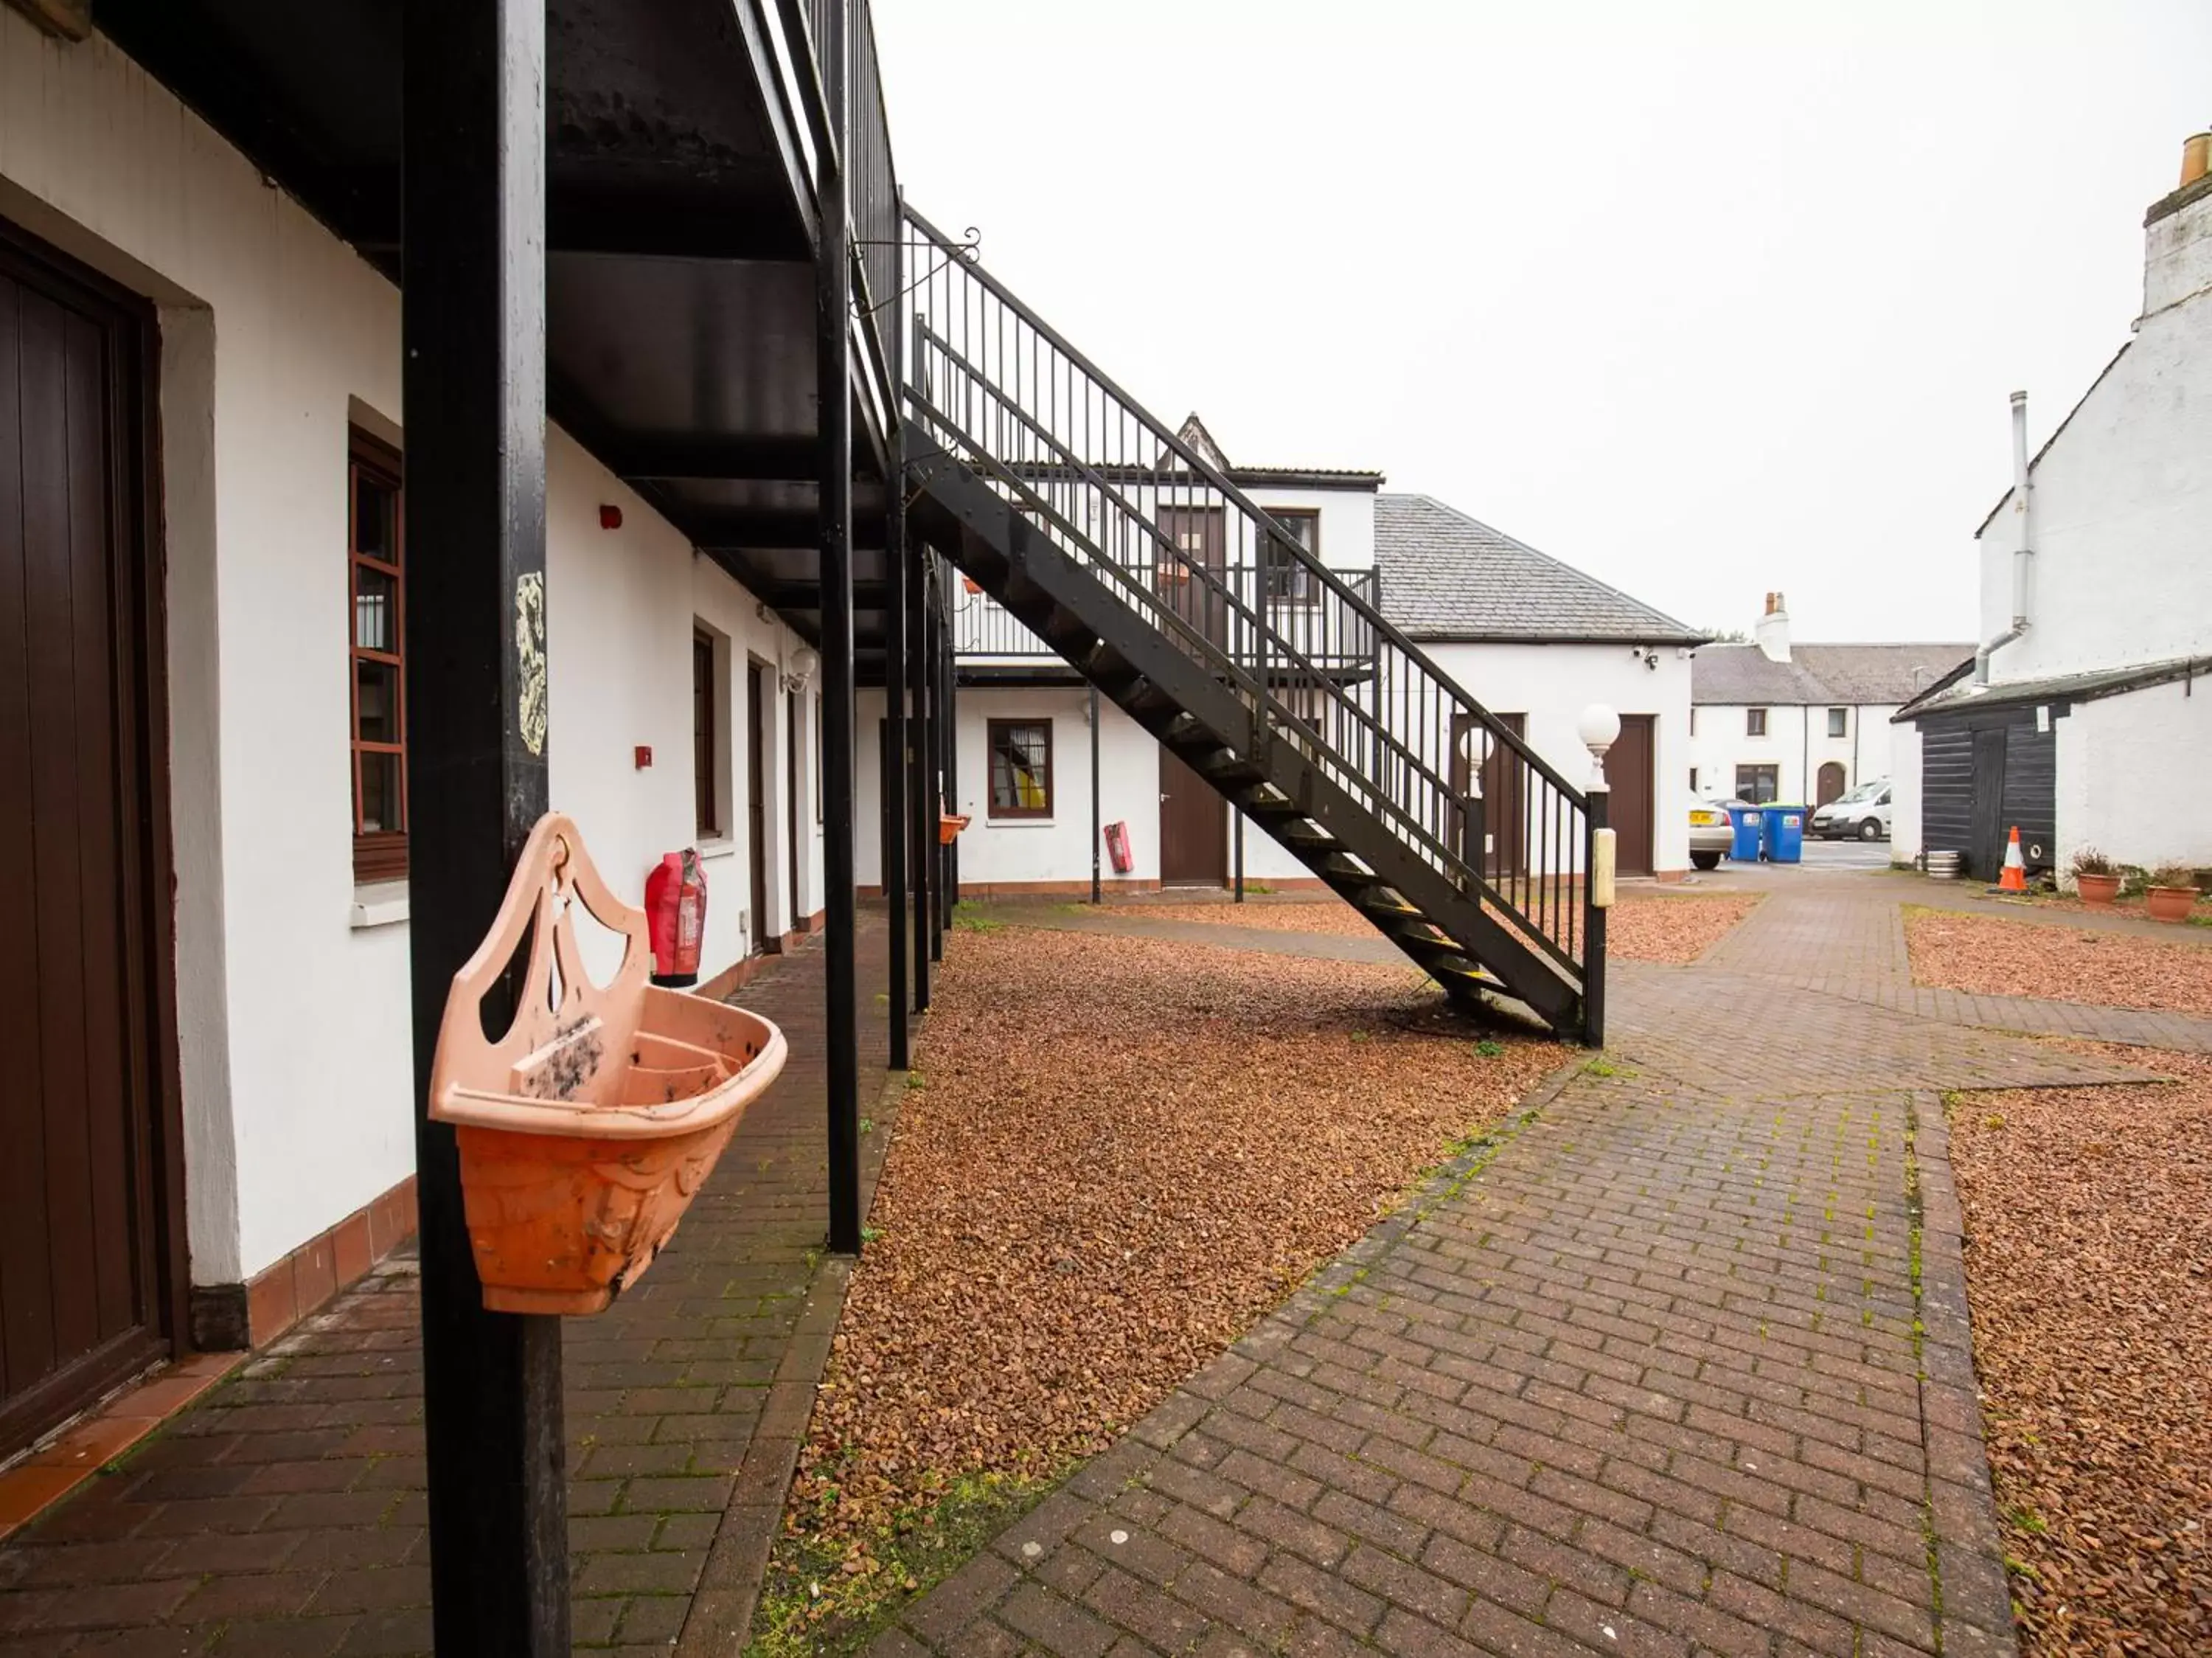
<box><xmin>872</xmin><ymin>0</ymin><xmax>2211</xmax><ymax>644</ymax></box>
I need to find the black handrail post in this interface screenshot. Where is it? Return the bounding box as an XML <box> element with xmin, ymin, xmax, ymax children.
<box><xmin>882</xmin><ymin>190</ymin><xmax>909</xmax><ymax>1070</ymax></box>
<box><xmin>910</xmin><ymin>540</ymin><xmax>933</xmax><ymax>997</ymax></box>
<box><xmin>401</xmin><ymin>0</ymin><xmax>566</xmax><ymax>1648</ymax></box>
<box><xmin>925</xmin><ymin>570</ymin><xmax>945</xmax><ymax>962</ymax></box>
<box><xmin>1090</xmin><ymin>683</ymin><xmax>1102</xmax><ymax>905</ymax></box>
<box><xmin>817</xmin><ymin>0</ymin><xmax>860</xmax><ymax>1257</ymax></box>
<box><xmin>940</xmin><ymin>575</ymin><xmax>959</xmax><ymax>914</ymax></box>
<box><xmin>1583</xmin><ymin>785</ymin><xmax>1609</xmax><ymax>1049</ymax></box>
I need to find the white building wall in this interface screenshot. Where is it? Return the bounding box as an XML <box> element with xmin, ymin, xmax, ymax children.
<box><xmin>0</xmin><ymin>16</ymin><xmax>817</xmax><ymax>1285</ymax></box>
<box><xmin>2059</xmin><ymin>682</ymin><xmax>2212</xmax><ymax>874</ymax></box>
<box><xmin>1426</xmin><ymin>642</ymin><xmax>1694</xmax><ymax>876</ymax></box>
<box><xmin>1686</xmin><ymin>702</ymin><xmax>1901</xmax><ymax>803</ymax></box>
<box><xmin>1972</xmin><ymin>194</ymin><xmax>2212</xmax><ymax>686</ymax></box>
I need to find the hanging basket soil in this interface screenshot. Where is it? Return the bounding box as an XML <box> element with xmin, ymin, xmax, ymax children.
<box><xmin>2075</xmin><ymin>872</ymin><xmax>2121</xmax><ymax>907</ymax></box>
<box><xmin>939</xmin><ymin>812</ymin><xmax>971</xmax><ymax>844</ymax></box>
<box><xmin>428</xmin><ymin>813</ymin><xmax>787</xmax><ymax>1314</ymax></box>
<box><xmin>2145</xmin><ymin>884</ymin><xmax>2200</xmax><ymax>923</ymax></box>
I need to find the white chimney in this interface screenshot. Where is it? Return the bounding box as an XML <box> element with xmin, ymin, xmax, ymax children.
<box><xmin>2143</xmin><ymin>131</ymin><xmax>2212</xmax><ymax>322</ymax></box>
<box><xmin>1754</xmin><ymin>591</ymin><xmax>1791</xmax><ymax>662</ymax></box>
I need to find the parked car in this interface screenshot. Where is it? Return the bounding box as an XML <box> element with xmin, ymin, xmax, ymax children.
<box><xmin>1811</xmin><ymin>780</ymin><xmax>1892</xmax><ymax>841</ymax></box>
<box><xmin>1688</xmin><ymin>798</ymin><xmax>1742</xmax><ymax>870</ymax></box>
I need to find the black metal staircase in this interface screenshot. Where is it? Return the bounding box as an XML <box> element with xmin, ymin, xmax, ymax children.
<box><xmin>898</xmin><ymin>209</ymin><xmax>1601</xmax><ymax>1038</ymax></box>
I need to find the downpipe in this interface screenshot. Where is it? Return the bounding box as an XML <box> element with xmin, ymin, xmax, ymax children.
<box><xmin>1973</xmin><ymin>390</ymin><xmax>2034</xmax><ymax>685</ymax></box>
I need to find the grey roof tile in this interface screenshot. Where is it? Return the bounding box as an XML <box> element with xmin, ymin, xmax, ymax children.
<box><xmin>1693</xmin><ymin>643</ymin><xmax>1975</xmax><ymax>707</ymax></box>
<box><xmin>1374</xmin><ymin>494</ymin><xmax>1704</xmax><ymax>644</ymax></box>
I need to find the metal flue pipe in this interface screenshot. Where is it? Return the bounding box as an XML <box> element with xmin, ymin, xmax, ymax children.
<box><xmin>1973</xmin><ymin>390</ymin><xmax>2033</xmax><ymax>685</ymax></box>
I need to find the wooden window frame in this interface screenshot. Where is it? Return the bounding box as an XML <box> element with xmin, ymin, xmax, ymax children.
<box><xmin>1261</xmin><ymin>508</ymin><xmax>1320</xmax><ymax>604</ymax></box>
<box><xmin>1745</xmin><ymin>707</ymin><xmax>1768</xmax><ymax>737</ymax></box>
<box><xmin>349</xmin><ymin>429</ymin><xmax>408</xmax><ymax>883</ymax></box>
<box><xmin>985</xmin><ymin>718</ymin><xmax>1054</xmax><ymax>819</ymax></box>
<box><xmin>1735</xmin><ymin>763</ymin><xmax>1778</xmax><ymax>803</ymax></box>
<box><xmin>1826</xmin><ymin>706</ymin><xmax>1848</xmax><ymax>738</ymax></box>
<box><xmin>694</xmin><ymin>629</ymin><xmax>720</xmax><ymax>838</ymax></box>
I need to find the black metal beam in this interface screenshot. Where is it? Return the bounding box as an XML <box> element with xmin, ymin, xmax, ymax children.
<box><xmin>908</xmin><ymin>535</ymin><xmax>931</xmax><ymax>1010</ymax></box>
<box><xmin>611</xmin><ymin>434</ymin><xmax>821</xmax><ymax>485</ymax></box>
<box><xmin>817</xmin><ymin>0</ymin><xmax>862</xmax><ymax>1259</ymax></box>
<box><xmin>692</xmin><ymin>509</ymin><xmax>889</xmax><ymax>552</ymax></box>
<box><xmin>401</xmin><ymin>1</ymin><xmax>566</xmax><ymax>1651</ymax></box>
<box><xmin>884</xmin><ymin>438</ymin><xmax>910</xmax><ymax>1070</ymax></box>
<box><xmin>754</xmin><ymin>579</ymin><xmax>891</xmax><ymax>608</ymax></box>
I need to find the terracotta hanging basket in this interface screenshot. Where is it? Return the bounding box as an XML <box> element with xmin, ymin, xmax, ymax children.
<box><xmin>428</xmin><ymin>813</ymin><xmax>787</xmax><ymax>1315</ymax></box>
<box><xmin>938</xmin><ymin>812</ymin><xmax>970</xmax><ymax>844</ymax></box>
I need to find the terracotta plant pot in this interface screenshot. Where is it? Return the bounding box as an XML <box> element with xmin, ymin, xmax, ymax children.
<box><xmin>428</xmin><ymin>813</ymin><xmax>787</xmax><ymax>1314</ymax></box>
<box><xmin>2145</xmin><ymin>884</ymin><xmax>2200</xmax><ymax>923</ymax></box>
<box><xmin>938</xmin><ymin>812</ymin><xmax>970</xmax><ymax>845</ymax></box>
<box><xmin>2074</xmin><ymin>872</ymin><xmax>2121</xmax><ymax>907</ymax></box>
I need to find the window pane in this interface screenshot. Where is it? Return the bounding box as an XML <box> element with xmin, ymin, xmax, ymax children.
<box><xmin>357</xmin><ymin>659</ymin><xmax>401</xmax><ymax>743</ymax></box>
<box><xmin>990</xmin><ymin>722</ymin><xmax>1050</xmax><ymax>813</ymax></box>
<box><xmin>355</xmin><ymin>566</ymin><xmax>397</xmax><ymax>651</ymax></box>
<box><xmin>360</xmin><ymin>750</ymin><xmax>403</xmax><ymax>832</ymax></box>
<box><xmin>1827</xmin><ymin>707</ymin><xmax>1847</xmax><ymax>737</ymax></box>
<box><xmin>356</xmin><ymin>473</ymin><xmax>397</xmax><ymax>563</ymax></box>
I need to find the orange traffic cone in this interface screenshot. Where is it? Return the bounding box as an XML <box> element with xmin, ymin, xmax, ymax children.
<box><xmin>1998</xmin><ymin>826</ymin><xmax>2028</xmax><ymax>892</ymax></box>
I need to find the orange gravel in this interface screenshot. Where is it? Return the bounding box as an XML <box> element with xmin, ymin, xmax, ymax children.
<box><xmin>1136</xmin><ymin>892</ymin><xmax>1759</xmax><ymax>964</ymax></box>
<box><xmin>1952</xmin><ymin>1043</ymin><xmax>2212</xmax><ymax>1657</ymax></box>
<box><xmin>1907</xmin><ymin>908</ymin><xmax>2212</xmax><ymax>1017</ymax></box>
<box><xmin>791</xmin><ymin>926</ymin><xmax>1564</xmax><ymax>1541</ymax></box>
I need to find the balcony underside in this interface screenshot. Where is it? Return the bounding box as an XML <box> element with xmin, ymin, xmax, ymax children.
<box><xmin>97</xmin><ymin>0</ymin><xmax>907</xmax><ymax>678</ymax></box>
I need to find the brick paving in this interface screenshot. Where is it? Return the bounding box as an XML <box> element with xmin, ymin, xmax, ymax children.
<box><xmin>868</xmin><ymin>876</ymin><xmax>2160</xmax><ymax>1657</ymax></box>
<box><xmin>0</xmin><ymin>917</ymin><xmax>902</xmax><ymax>1657</ymax></box>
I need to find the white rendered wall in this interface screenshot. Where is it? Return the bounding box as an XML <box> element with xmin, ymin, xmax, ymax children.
<box><xmin>1888</xmin><ymin>721</ymin><xmax>1924</xmax><ymax>861</ymax></box>
<box><xmin>1426</xmin><ymin>642</ymin><xmax>1694</xmax><ymax>875</ymax></box>
<box><xmin>1686</xmin><ymin>702</ymin><xmax>1901</xmax><ymax>803</ymax></box>
<box><xmin>1972</xmin><ymin>195</ymin><xmax>2212</xmax><ymax>686</ymax></box>
<box><xmin>855</xmin><ymin>687</ymin><xmax>1164</xmax><ymax>891</ymax></box>
<box><xmin>2059</xmin><ymin>682</ymin><xmax>2212</xmax><ymax>876</ymax></box>
<box><xmin>0</xmin><ymin>15</ymin><xmax>816</xmax><ymax>1283</ymax></box>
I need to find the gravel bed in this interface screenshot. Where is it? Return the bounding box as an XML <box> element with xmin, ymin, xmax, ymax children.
<box><xmin>1907</xmin><ymin>908</ymin><xmax>2212</xmax><ymax>1016</ymax></box>
<box><xmin>1951</xmin><ymin>1043</ymin><xmax>2212</xmax><ymax>1656</ymax></box>
<box><xmin>790</xmin><ymin>926</ymin><xmax>1563</xmax><ymax>1549</ymax></box>
<box><xmin>1137</xmin><ymin>891</ymin><xmax>1759</xmax><ymax>964</ymax></box>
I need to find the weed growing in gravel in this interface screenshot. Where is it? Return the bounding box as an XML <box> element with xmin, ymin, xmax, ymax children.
<box><xmin>1581</xmin><ymin>1056</ymin><xmax>1635</xmax><ymax>1078</ymax></box>
<box><xmin>748</xmin><ymin>1469</ymin><xmax>1062</xmax><ymax>1657</ymax></box>
<box><xmin>1473</xmin><ymin>1038</ymin><xmax>1505</xmax><ymax>1057</ymax></box>
<box><xmin>950</xmin><ymin>903</ymin><xmax>1003</xmax><ymax>933</ymax></box>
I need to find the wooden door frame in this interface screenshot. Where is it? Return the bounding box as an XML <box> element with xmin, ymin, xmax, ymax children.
<box><xmin>0</xmin><ymin>215</ymin><xmax>187</xmax><ymax>1390</ymax></box>
<box><xmin>745</xmin><ymin>659</ymin><xmax>771</xmax><ymax>951</ymax></box>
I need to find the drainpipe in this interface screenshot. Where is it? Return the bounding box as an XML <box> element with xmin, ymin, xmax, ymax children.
<box><xmin>1973</xmin><ymin>391</ymin><xmax>2033</xmax><ymax>684</ymax></box>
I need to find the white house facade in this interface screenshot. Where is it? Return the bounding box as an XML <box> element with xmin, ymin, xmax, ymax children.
<box><xmin>0</xmin><ymin>12</ymin><xmax>836</xmax><ymax>1442</ymax></box>
<box><xmin>1894</xmin><ymin>134</ymin><xmax>2212</xmax><ymax>882</ymax></box>
<box><xmin>1688</xmin><ymin>593</ymin><xmax>1968</xmax><ymax>809</ymax></box>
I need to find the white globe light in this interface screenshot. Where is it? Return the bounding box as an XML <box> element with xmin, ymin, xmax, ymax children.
<box><xmin>787</xmin><ymin>645</ymin><xmax>821</xmax><ymax>687</ymax></box>
<box><xmin>1577</xmin><ymin>703</ymin><xmax>1621</xmax><ymax>752</ymax></box>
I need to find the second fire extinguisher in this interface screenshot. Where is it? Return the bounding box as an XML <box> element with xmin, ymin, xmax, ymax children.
<box><xmin>644</xmin><ymin>849</ymin><xmax>708</xmax><ymax>988</ymax></box>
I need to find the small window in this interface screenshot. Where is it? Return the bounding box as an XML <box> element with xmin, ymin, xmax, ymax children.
<box><xmin>1688</xmin><ymin>768</ymin><xmax>1699</xmax><ymax>794</ymax></box>
<box><xmin>349</xmin><ymin>429</ymin><xmax>407</xmax><ymax>883</ymax></box>
<box><xmin>693</xmin><ymin>631</ymin><xmax>719</xmax><ymax>837</ymax></box>
<box><xmin>1735</xmin><ymin>763</ymin><xmax>1778</xmax><ymax>803</ymax></box>
<box><xmin>987</xmin><ymin>719</ymin><xmax>1053</xmax><ymax>819</ymax></box>
<box><xmin>1261</xmin><ymin>509</ymin><xmax>1320</xmax><ymax>603</ymax></box>
<box><xmin>1826</xmin><ymin>707</ymin><xmax>1848</xmax><ymax>738</ymax></box>
<box><xmin>1688</xmin><ymin>706</ymin><xmax>1698</xmax><ymax>737</ymax></box>
<box><xmin>1745</xmin><ymin>707</ymin><xmax>1768</xmax><ymax>737</ymax></box>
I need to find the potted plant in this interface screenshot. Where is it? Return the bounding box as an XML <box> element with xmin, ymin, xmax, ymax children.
<box><xmin>2070</xmin><ymin>847</ymin><xmax>2121</xmax><ymax>907</ymax></box>
<box><xmin>2145</xmin><ymin>864</ymin><xmax>2202</xmax><ymax>923</ymax></box>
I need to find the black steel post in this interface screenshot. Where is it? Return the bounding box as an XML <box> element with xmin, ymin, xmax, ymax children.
<box><xmin>1583</xmin><ymin>788</ymin><xmax>1609</xmax><ymax>1049</ymax></box>
<box><xmin>1234</xmin><ymin>810</ymin><xmax>1245</xmax><ymax>901</ymax></box>
<box><xmin>1089</xmin><ymin>683</ymin><xmax>1102</xmax><ymax>905</ymax></box>
<box><xmin>817</xmin><ymin>0</ymin><xmax>860</xmax><ymax>1256</ymax></box>
<box><xmin>923</xmin><ymin>571</ymin><xmax>944</xmax><ymax>963</ymax></box>
<box><xmin>908</xmin><ymin>537</ymin><xmax>933</xmax><ymax>1004</ymax></box>
<box><xmin>400</xmin><ymin>0</ymin><xmax>566</xmax><ymax>1649</ymax></box>
<box><xmin>940</xmin><ymin>594</ymin><xmax>959</xmax><ymax>912</ymax></box>
<box><xmin>884</xmin><ymin>426</ymin><xmax>909</xmax><ymax>1070</ymax></box>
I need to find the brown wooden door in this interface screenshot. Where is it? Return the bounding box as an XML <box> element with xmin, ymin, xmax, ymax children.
<box><xmin>1603</xmin><ymin>714</ymin><xmax>1656</xmax><ymax>876</ymax></box>
<box><xmin>1450</xmin><ymin>712</ymin><xmax>1528</xmax><ymax>880</ymax></box>
<box><xmin>1815</xmin><ymin>761</ymin><xmax>1846</xmax><ymax>806</ymax></box>
<box><xmin>0</xmin><ymin>227</ymin><xmax>173</xmax><ymax>1457</ymax></box>
<box><xmin>1158</xmin><ymin>748</ymin><xmax>1225</xmax><ymax>886</ymax></box>
<box><xmin>1155</xmin><ymin>505</ymin><xmax>1226</xmax><ymax>653</ymax></box>
<box><xmin>745</xmin><ymin>661</ymin><xmax>768</xmax><ymax>950</ymax></box>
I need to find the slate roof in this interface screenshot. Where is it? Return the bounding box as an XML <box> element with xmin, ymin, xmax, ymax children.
<box><xmin>1694</xmin><ymin>642</ymin><xmax>1975</xmax><ymax>707</ymax></box>
<box><xmin>1374</xmin><ymin>494</ymin><xmax>1705</xmax><ymax>644</ymax></box>
<box><xmin>1897</xmin><ymin>653</ymin><xmax>2212</xmax><ymax>721</ymax></box>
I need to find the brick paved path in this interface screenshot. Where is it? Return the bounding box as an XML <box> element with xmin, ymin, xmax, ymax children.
<box><xmin>0</xmin><ymin>919</ymin><xmax>899</xmax><ymax>1657</ymax></box>
<box><xmin>869</xmin><ymin>879</ymin><xmax>2157</xmax><ymax>1658</ymax></box>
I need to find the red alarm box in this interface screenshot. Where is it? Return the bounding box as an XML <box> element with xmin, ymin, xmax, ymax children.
<box><xmin>644</xmin><ymin>850</ymin><xmax>707</xmax><ymax>987</ymax></box>
<box><xmin>1102</xmin><ymin>821</ymin><xmax>1133</xmax><ymax>875</ymax></box>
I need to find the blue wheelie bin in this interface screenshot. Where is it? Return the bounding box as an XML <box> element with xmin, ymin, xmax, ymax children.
<box><xmin>1761</xmin><ymin>803</ymin><xmax>1806</xmax><ymax>864</ymax></box>
<box><xmin>1728</xmin><ymin>805</ymin><xmax>1764</xmax><ymax>862</ymax></box>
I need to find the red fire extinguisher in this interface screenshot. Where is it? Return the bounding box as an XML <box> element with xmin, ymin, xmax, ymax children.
<box><xmin>645</xmin><ymin>850</ymin><xmax>707</xmax><ymax>988</ymax></box>
<box><xmin>1103</xmin><ymin>821</ymin><xmax>1133</xmax><ymax>875</ymax></box>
